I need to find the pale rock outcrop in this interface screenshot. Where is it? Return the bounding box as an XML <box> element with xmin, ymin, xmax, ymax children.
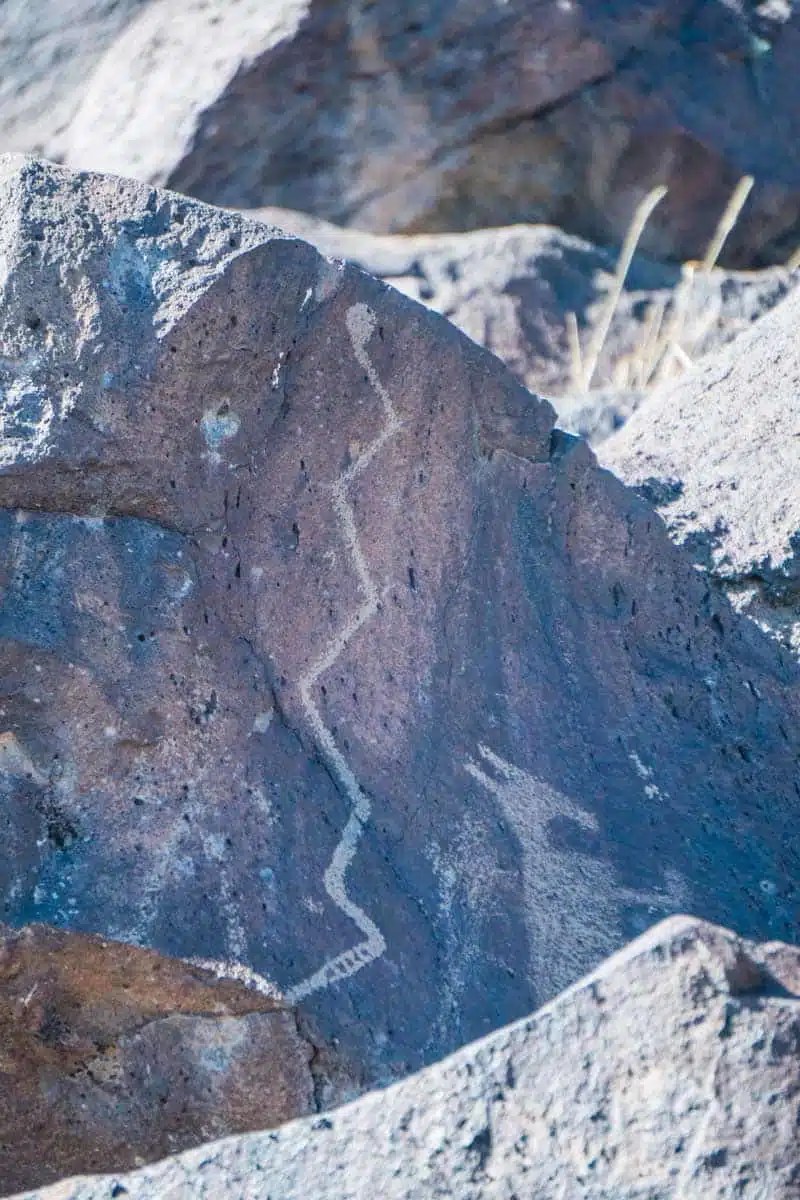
<box><xmin>0</xmin><ymin>1</ymin><xmax>147</xmax><ymax>160</ymax></box>
<box><xmin>600</xmin><ymin>287</ymin><xmax>800</xmax><ymax>654</ymax></box>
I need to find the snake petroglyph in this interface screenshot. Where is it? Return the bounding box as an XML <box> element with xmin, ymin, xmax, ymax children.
<box><xmin>287</xmin><ymin>302</ymin><xmax>401</xmax><ymax>1005</ymax></box>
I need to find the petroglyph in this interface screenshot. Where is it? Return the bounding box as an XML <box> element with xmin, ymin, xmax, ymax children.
<box><xmin>188</xmin><ymin>955</ymin><xmax>281</xmax><ymax>1001</ymax></box>
<box><xmin>203</xmin><ymin>832</ymin><xmax>249</xmax><ymax>963</ymax></box>
<box><xmin>426</xmin><ymin>817</ymin><xmax>504</xmax><ymax>1050</ymax></box>
<box><xmin>0</xmin><ymin>732</ymin><xmax>48</xmax><ymax>787</ymax></box>
<box><xmin>287</xmin><ymin>303</ymin><xmax>401</xmax><ymax>1005</ymax></box>
<box><xmin>251</xmin><ymin>709</ymin><xmax>274</xmax><ymax>734</ymax></box>
<box><xmin>629</xmin><ymin>751</ymin><xmax>670</xmax><ymax>804</ymax></box>
<box><xmin>464</xmin><ymin>744</ymin><xmax>688</xmax><ymax>998</ymax></box>
<box><xmin>201</xmin><ymin>405</ymin><xmax>240</xmax><ymax>465</ymax></box>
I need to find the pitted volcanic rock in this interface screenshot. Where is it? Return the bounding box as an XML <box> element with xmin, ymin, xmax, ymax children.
<box><xmin>0</xmin><ymin>156</ymin><xmax>797</xmax><ymax>1088</ymax></box>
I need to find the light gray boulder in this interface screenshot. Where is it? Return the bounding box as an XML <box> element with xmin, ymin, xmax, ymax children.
<box><xmin>0</xmin><ymin>1</ymin><xmax>147</xmax><ymax>161</ymax></box>
<box><xmin>600</xmin><ymin>287</ymin><xmax>800</xmax><ymax>655</ymax></box>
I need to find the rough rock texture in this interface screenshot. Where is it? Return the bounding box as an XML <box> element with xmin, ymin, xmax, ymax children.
<box><xmin>555</xmin><ymin>387</ymin><xmax>648</xmax><ymax>445</ymax></box>
<box><xmin>600</xmin><ymin>287</ymin><xmax>800</xmax><ymax>655</ymax></box>
<box><xmin>0</xmin><ymin>923</ymin><xmax>354</xmax><ymax>1196</ymax></box>
<box><xmin>63</xmin><ymin>0</ymin><xmax>800</xmax><ymax>265</ymax></box>
<box><xmin>15</xmin><ymin>916</ymin><xmax>800</xmax><ymax>1200</ymax></box>
<box><xmin>0</xmin><ymin>156</ymin><xmax>799</xmax><ymax>1092</ymax></box>
<box><xmin>250</xmin><ymin>205</ymin><xmax>797</xmax><ymax>419</ymax></box>
<box><xmin>0</xmin><ymin>0</ymin><xmax>147</xmax><ymax>161</ymax></box>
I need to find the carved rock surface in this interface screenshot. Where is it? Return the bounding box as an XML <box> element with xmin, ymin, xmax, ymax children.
<box><xmin>0</xmin><ymin>922</ymin><xmax>351</xmax><ymax>1196</ymax></box>
<box><xmin>15</xmin><ymin>917</ymin><xmax>800</xmax><ymax>1200</ymax></box>
<box><xmin>600</xmin><ymin>287</ymin><xmax>800</xmax><ymax>655</ymax></box>
<box><xmin>249</xmin><ymin>205</ymin><xmax>798</xmax><ymax>421</ymax></box>
<box><xmin>0</xmin><ymin>156</ymin><xmax>798</xmax><ymax>1093</ymax></box>
<box><xmin>62</xmin><ymin>0</ymin><xmax>800</xmax><ymax>264</ymax></box>
<box><xmin>0</xmin><ymin>0</ymin><xmax>147</xmax><ymax>160</ymax></box>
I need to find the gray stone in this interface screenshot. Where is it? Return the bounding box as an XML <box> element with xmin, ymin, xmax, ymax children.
<box><xmin>0</xmin><ymin>1</ymin><xmax>147</xmax><ymax>161</ymax></box>
<box><xmin>14</xmin><ymin>917</ymin><xmax>800</xmax><ymax>1199</ymax></box>
<box><xmin>600</xmin><ymin>286</ymin><xmax>800</xmax><ymax>654</ymax></box>
<box><xmin>0</xmin><ymin>156</ymin><xmax>798</xmax><ymax>1095</ymax></box>
<box><xmin>553</xmin><ymin>387</ymin><xmax>647</xmax><ymax>444</ymax></box>
<box><xmin>62</xmin><ymin>0</ymin><xmax>800</xmax><ymax>264</ymax></box>
<box><xmin>0</xmin><ymin>922</ymin><xmax>355</xmax><ymax>1195</ymax></box>
<box><xmin>246</xmin><ymin>207</ymin><xmax>798</xmax><ymax>420</ymax></box>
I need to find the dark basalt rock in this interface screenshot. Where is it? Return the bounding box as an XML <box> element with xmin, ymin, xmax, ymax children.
<box><xmin>0</xmin><ymin>156</ymin><xmax>797</xmax><ymax>1093</ymax></box>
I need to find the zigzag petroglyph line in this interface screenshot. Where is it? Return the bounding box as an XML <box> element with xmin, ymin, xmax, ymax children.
<box><xmin>287</xmin><ymin>303</ymin><xmax>401</xmax><ymax>1005</ymax></box>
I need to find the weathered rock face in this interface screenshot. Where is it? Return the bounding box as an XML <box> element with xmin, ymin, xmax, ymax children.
<box><xmin>15</xmin><ymin>917</ymin><xmax>800</xmax><ymax>1200</ymax></box>
<box><xmin>0</xmin><ymin>0</ymin><xmax>147</xmax><ymax>160</ymax></box>
<box><xmin>0</xmin><ymin>156</ymin><xmax>798</xmax><ymax>1092</ymax></box>
<box><xmin>249</xmin><ymin>205</ymin><xmax>798</xmax><ymax>422</ymax></box>
<box><xmin>0</xmin><ymin>922</ymin><xmax>353</xmax><ymax>1196</ymax></box>
<box><xmin>600</xmin><ymin>288</ymin><xmax>800</xmax><ymax>656</ymax></box>
<box><xmin>62</xmin><ymin>0</ymin><xmax>800</xmax><ymax>265</ymax></box>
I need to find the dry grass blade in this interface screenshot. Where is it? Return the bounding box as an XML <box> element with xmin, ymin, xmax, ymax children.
<box><xmin>634</xmin><ymin>175</ymin><xmax>756</xmax><ymax>390</ymax></box>
<box><xmin>671</xmin><ymin>343</ymin><xmax>694</xmax><ymax>370</ymax></box>
<box><xmin>566</xmin><ymin>175</ymin><xmax>759</xmax><ymax>400</ymax></box>
<box><xmin>580</xmin><ymin>185</ymin><xmax>667</xmax><ymax>392</ymax></box>
<box><xmin>565</xmin><ymin>310</ymin><xmax>583</xmax><ymax>392</ymax></box>
<box><xmin>613</xmin><ymin>355</ymin><xmax>632</xmax><ymax>389</ymax></box>
<box><xmin>787</xmin><ymin>246</ymin><xmax>800</xmax><ymax>271</ymax></box>
<box><xmin>701</xmin><ymin>175</ymin><xmax>754</xmax><ymax>272</ymax></box>
<box><xmin>630</xmin><ymin>295</ymin><xmax>668</xmax><ymax>389</ymax></box>
<box><xmin>652</xmin><ymin>261</ymin><xmax>696</xmax><ymax>386</ymax></box>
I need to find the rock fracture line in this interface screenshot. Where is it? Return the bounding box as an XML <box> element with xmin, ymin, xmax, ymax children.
<box><xmin>288</xmin><ymin>303</ymin><xmax>401</xmax><ymax>1004</ymax></box>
